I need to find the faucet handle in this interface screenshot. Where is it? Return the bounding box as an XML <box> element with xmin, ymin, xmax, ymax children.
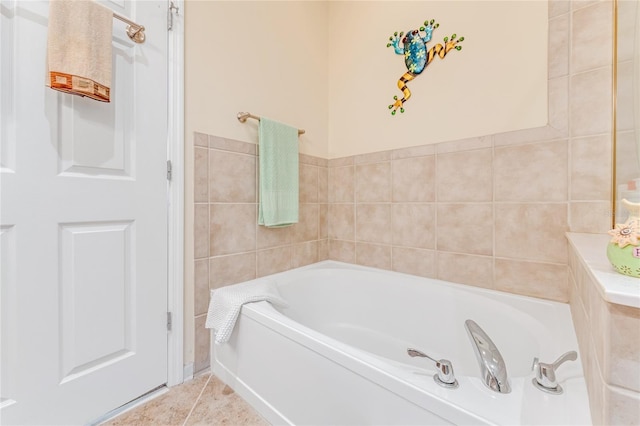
<box><xmin>407</xmin><ymin>348</ymin><xmax>459</xmax><ymax>389</ymax></box>
<box><xmin>532</xmin><ymin>350</ymin><xmax>577</xmax><ymax>395</ymax></box>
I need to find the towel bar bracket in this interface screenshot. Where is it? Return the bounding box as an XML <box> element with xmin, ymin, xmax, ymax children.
<box><xmin>113</xmin><ymin>12</ymin><xmax>145</xmax><ymax>44</ymax></box>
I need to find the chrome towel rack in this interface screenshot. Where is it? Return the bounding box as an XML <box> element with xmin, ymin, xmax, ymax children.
<box><xmin>114</xmin><ymin>12</ymin><xmax>145</xmax><ymax>43</ymax></box>
<box><xmin>237</xmin><ymin>112</ymin><xmax>305</xmax><ymax>135</ymax></box>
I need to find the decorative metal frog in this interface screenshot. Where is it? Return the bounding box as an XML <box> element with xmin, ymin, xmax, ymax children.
<box><xmin>387</xmin><ymin>19</ymin><xmax>464</xmax><ymax>115</ymax></box>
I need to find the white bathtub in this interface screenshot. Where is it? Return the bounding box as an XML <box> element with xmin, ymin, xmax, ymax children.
<box><xmin>211</xmin><ymin>261</ymin><xmax>591</xmax><ymax>425</ymax></box>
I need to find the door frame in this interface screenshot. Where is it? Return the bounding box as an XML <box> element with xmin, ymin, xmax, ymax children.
<box><xmin>167</xmin><ymin>0</ymin><xmax>184</xmax><ymax>387</ymax></box>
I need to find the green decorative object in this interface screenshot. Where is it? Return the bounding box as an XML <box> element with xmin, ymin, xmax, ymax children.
<box><xmin>606</xmin><ymin>199</ymin><xmax>640</xmax><ymax>278</ymax></box>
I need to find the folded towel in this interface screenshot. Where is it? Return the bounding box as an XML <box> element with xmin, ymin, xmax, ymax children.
<box><xmin>205</xmin><ymin>279</ymin><xmax>288</xmax><ymax>344</ymax></box>
<box><xmin>258</xmin><ymin>117</ymin><xmax>299</xmax><ymax>228</ymax></box>
<box><xmin>46</xmin><ymin>0</ymin><xmax>113</xmax><ymax>102</ymax></box>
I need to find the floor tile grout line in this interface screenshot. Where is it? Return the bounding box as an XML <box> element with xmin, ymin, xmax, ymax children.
<box><xmin>182</xmin><ymin>374</ymin><xmax>213</xmax><ymax>426</ymax></box>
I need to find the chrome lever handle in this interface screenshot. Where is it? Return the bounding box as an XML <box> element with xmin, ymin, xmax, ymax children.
<box><xmin>532</xmin><ymin>350</ymin><xmax>577</xmax><ymax>395</ymax></box>
<box><xmin>407</xmin><ymin>348</ymin><xmax>458</xmax><ymax>389</ymax></box>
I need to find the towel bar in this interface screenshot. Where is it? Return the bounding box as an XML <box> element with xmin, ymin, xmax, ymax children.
<box><xmin>114</xmin><ymin>12</ymin><xmax>145</xmax><ymax>43</ymax></box>
<box><xmin>237</xmin><ymin>112</ymin><xmax>305</xmax><ymax>135</ymax></box>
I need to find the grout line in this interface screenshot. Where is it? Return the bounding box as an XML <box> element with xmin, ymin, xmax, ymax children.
<box><xmin>182</xmin><ymin>374</ymin><xmax>213</xmax><ymax>426</ymax></box>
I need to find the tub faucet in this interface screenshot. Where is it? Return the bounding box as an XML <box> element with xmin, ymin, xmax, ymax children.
<box><xmin>464</xmin><ymin>319</ymin><xmax>511</xmax><ymax>394</ymax></box>
<box><xmin>407</xmin><ymin>348</ymin><xmax>458</xmax><ymax>389</ymax></box>
<box><xmin>532</xmin><ymin>350</ymin><xmax>577</xmax><ymax>395</ymax></box>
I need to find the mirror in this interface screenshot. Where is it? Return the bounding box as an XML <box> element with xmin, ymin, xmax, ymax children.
<box><xmin>615</xmin><ymin>0</ymin><xmax>640</xmax><ymax>223</ymax></box>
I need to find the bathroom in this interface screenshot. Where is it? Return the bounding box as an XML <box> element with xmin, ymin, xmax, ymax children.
<box><xmin>1</xmin><ymin>0</ymin><xmax>639</xmax><ymax>424</ymax></box>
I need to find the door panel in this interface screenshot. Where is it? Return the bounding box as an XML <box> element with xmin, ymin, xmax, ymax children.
<box><xmin>0</xmin><ymin>0</ymin><xmax>169</xmax><ymax>424</ymax></box>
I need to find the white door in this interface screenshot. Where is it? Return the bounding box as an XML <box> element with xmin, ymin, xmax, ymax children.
<box><xmin>0</xmin><ymin>1</ymin><xmax>169</xmax><ymax>424</ymax></box>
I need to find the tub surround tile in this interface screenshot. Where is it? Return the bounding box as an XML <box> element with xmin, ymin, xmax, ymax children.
<box><xmin>354</xmin><ymin>150</ymin><xmax>392</xmax><ymax>164</ymax></box>
<box><xmin>570</xmin><ymin>66</ymin><xmax>613</xmax><ymax>137</ymax></box>
<box><xmin>436</xmin><ymin>252</ymin><xmax>493</xmax><ymax>290</ymax></box>
<box><xmin>194</xmin><ymin>204</ymin><xmax>209</xmax><ymax>259</ymax></box>
<box><xmin>257</xmin><ymin>221</ymin><xmax>292</xmax><ymax>250</ymax></box>
<box><xmin>391</xmin><ymin>203</ymin><xmax>435</xmax><ymax>249</ymax></box>
<box><xmin>209</xmin><ymin>150</ymin><xmax>256</xmax><ymax>203</ymax></box>
<box><xmin>318</xmin><ymin>239</ymin><xmax>329</xmax><ymax>261</ymax></box>
<box><xmin>329</xmin><ymin>239</ymin><xmax>355</xmax><ymax>263</ymax></box>
<box><xmin>436</xmin><ymin>204</ymin><xmax>493</xmax><ymax>256</ymax></box>
<box><xmin>494</xmin><ymin>141</ymin><xmax>568</xmax><ymax>202</ymax></box>
<box><xmin>549</xmin><ymin>14</ymin><xmax>570</xmax><ymax>78</ymax></box>
<box><xmin>293</xmin><ymin>203</ymin><xmax>319</xmax><ymax>243</ymax></box>
<box><xmin>208</xmin><ymin>135</ymin><xmax>257</xmax><ymax>156</ymax></box>
<box><xmin>392</xmin><ymin>156</ymin><xmax>435</xmax><ymax>202</ymax></box>
<box><xmin>292</xmin><ymin>241</ymin><xmax>319</xmax><ymax>268</ymax></box>
<box><xmin>299</xmin><ymin>163</ymin><xmax>319</xmax><ymax>204</ymax></box>
<box><xmin>194</xmin><ymin>132</ymin><xmax>209</xmax><ymax>148</ymax></box>
<box><xmin>318</xmin><ymin>167</ymin><xmax>328</xmax><ymax>203</ymax></box>
<box><xmin>436</xmin><ymin>148</ymin><xmax>493</xmax><ymax>202</ymax></box>
<box><xmin>356</xmin><ymin>162</ymin><xmax>391</xmax><ymax>202</ymax></box>
<box><xmin>571</xmin><ymin>1</ymin><xmax>613</xmax><ymax>74</ymax></box>
<box><xmin>548</xmin><ymin>76</ymin><xmax>569</xmax><ymax>135</ymax></box>
<box><xmin>328</xmin><ymin>203</ymin><xmax>355</xmax><ymax>241</ymax></box>
<box><xmin>392</xmin><ymin>247</ymin><xmax>435</xmax><ymax>278</ymax></box>
<box><xmin>194</xmin><ymin>259</ymin><xmax>209</xmax><ymax>316</ymax></box>
<box><xmin>356</xmin><ymin>242</ymin><xmax>391</xmax><ymax>270</ymax></box>
<box><xmin>209</xmin><ymin>252</ymin><xmax>256</xmax><ymax>289</ymax></box>
<box><xmin>329</xmin><ymin>165</ymin><xmax>354</xmax><ymax>203</ymax></box>
<box><xmin>494</xmin><ymin>259</ymin><xmax>568</xmax><ymax>302</ymax></box>
<box><xmin>194</xmin><ymin>147</ymin><xmax>209</xmax><ymax>203</ymax></box>
<box><xmin>435</xmin><ymin>136</ymin><xmax>492</xmax><ymax>154</ymax></box>
<box><xmin>570</xmin><ymin>135</ymin><xmax>612</xmax><ymax>201</ymax></box>
<box><xmin>495</xmin><ymin>203</ymin><xmax>568</xmax><ymax>263</ymax></box>
<box><xmin>392</xmin><ymin>143</ymin><xmax>435</xmax><ymax>159</ymax></box>
<box><xmin>570</xmin><ymin>201</ymin><xmax>612</xmax><ymax>234</ymax></box>
<box><xmin>257</xmin><ymin>246</ymin><xmax>292</xmax><ymax>277</ymax></box>
<box><xmin>328</xmin><ymin>156</ymin><xmax>354</xmax><ymax>168</ymax></box>
<box><xmin>319</xmin><ymin>203</ymin><xmax>328</xmax><ymax>239</ymax></box>
<box><xmin>194</xmin><ymin>314</ymin><xmax>210</xmax><ymax>373</ymax></box>
<box><xmin>356</xmin><ymin>203</ymin><xmax>391</xmax><ymax>245</ymax></box>
<box><xmin>210</xmin><ymin>204</ymin><xmax>257</xmax><ymax>256</ymax></box>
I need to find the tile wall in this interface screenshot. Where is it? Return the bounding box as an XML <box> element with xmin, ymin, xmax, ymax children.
<box><xmin>568</xmin><ymin>248</ymin><xmax>640</xmax><ymax>424</ymax></box>
<box><xmin>326</xmin><ymin>0</ymin><xmax>612</xmax><ymax>304</ymax></box>
<box><xmin>193</xmin><ymin>132</ymin><xmax>328</xmax><ymax>372</ymax></box>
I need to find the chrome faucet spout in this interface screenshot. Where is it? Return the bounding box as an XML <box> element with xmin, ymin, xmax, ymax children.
<box><xmin>465</xmin><ymin>319</ymin><xmax>511</xmax><ymax>394</ymax></box>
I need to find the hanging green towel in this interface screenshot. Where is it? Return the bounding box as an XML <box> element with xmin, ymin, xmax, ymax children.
<box><xmin>258</xmin><ymin>117</ymin><xmax>299</xmax><ymax>228</ymax></box>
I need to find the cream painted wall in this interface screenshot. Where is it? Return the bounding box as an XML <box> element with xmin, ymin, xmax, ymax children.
<box><xmin>328</xmin><ymin>1</ymin><xmax>548</xmax><ymax>158</ymax></box>
<box><xmin>185</xmin><ymin>1</ymin><xmax>329</xmax><ymax>159</ymax></box>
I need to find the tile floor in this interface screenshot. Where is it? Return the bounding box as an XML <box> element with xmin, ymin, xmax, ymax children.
<box><xmin>103</xmin><ymin>374</ymin><xmax>268</xmax><ymax>426</ymax></box>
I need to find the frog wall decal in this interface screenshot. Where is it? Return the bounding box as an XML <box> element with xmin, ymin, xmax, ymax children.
<box><xmin>387</xmin><ymin>20</ymin><xmax>464</xmax><ymax>115</ymax></box>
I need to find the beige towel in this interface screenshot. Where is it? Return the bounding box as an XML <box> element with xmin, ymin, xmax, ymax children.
<box><xmin>47</xmin><ymin>0</ymin><xmax>113</xmax><ymax>102</ymax></box>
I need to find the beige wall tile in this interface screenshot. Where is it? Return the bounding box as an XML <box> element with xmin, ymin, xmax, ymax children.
<box><xmin>299</xmin><ymin>164</ymin><xmax>318</xmax><ymax>204</ymax></box>
<box><xmin>571</xmin><ymin>1</ymin><xmax>613</xmax><ymax>74</ymax></box>
<box><xmin>194</xmin><ymin>259</ymin><xmax>209</xmax><ymax>316</ymax></box>
<box><xmin>355</xmin><ymin>150</ymin><xmax>391</xmax><ymax>164</ymax></box>
<box><xmin>570</xmin><ymin>201</ymin><xmax>613</xmax><ymax>233</ymax></box>
<box><xmin>318</xmin><ymin>166</ymin><xmax>328</xmax><ymax>203</ymax></box>
<box><xmin>606</xmin><ymin>385</ymin><xmax>640</xmax><ymax>425</ymax></box>
<box><xmin>319</xmin><ymin>203</ymin><xmax>328</xmax><ymax>239</ymax></box>
<box><xmin>392</xmin><ymin>156</ymin><xmax>435</xmax><ymax>202</ymax></box>
<box><xmin>437</xmin><ymin>204</ymin><xmax>493</xmax><ymax>256</ymax></box>
<box><xmin>328</xmin><ymin>203</ymin><xmax>355</xmax><ymax>241</ymax></box>
<box><xmin>549</xmin><ymin>76</ymin><xmax>569</xmax><ymax>134</ymax></box>
<box><xmin>356</xmin><ymin>242</ymin><xmax>391</xmax><ymax>270</ymax></box>
<box><xmin>356</xmin><ymin>203</ymin><xmax>391</xmax><ymax>244</ymax></box>
<box><xmin>549</xmin><ymin>14</ymin><xmax>570</xmax><ymax>78</ymax></box>
<box><xmin>210</xmin><ymin>204</ymin><xmax>257</xmax><ymax>256</ymax></box>
<box><xmin>293</xmin><ymin>203</ymin><xmax>319</xmax><ymax>243</ymax></box>
<box><xmin>194</xmin><ymin>132</ymin><xmax>208</xmax><ymax>147</ymax></box>
<box><xmin>328</xmin><ymin>156</ymin><xmax>354</xmax><ymax>167</ymax></box>
<box><xmin>209</xmin><ymin>135</ymin><xmax>256</xmax><ymax>155</ymax></box>
<box><xmin>292</xmin><ymin>241</ymin><xmax>319</xmax><ymax>268</ymax></box>
<box><xmin>257</xmin><ymin>223</ymin><xmax>292</xmax><ymax>250</ymax></box>
<box><xmin>570</xmin><ymin>135</ymin><xmax>612</xmax><ymax>200</ymax></box>
<box><xmin>495</xmin><ymin>203</ymin><xmax>568</xmax><ymax>263</ymax></box>
<box><xmin>392</xmin><ymin>247</ymin><xmax>435</xmax><ymax>278</ymax></box>
<box><xmin>570</xmin><ymin>67</ymin><xmax>613</xmax><ymax>137</ymax></box>
<box><xmin>493</xmin><ymin>125</ymin><xmax>566</xmax><ymax>147</ymax></box>
<box><xmin>329</xmin><ymin>239</ymin><xmax>355</xmax><ymax>263</ymax></box>
<box><xmin>494</xmin><ymin>141</ymin><xmax>568</xmax><ymax>202</ymax></box>
<box><xmin>194</xmin><ymin>147</ymin><xmax>208</xmax><ymax>203</ymax></box>
<box><xmin>194</xmin><ymin>314</ymin><xmax>210</xmax><ymax>373</ymax></box>
<box><xmin>194</xmin><ymin>203</ymin><xmax>209</xmax><ymax>259</ymax></box>
<box><xmin>257</xmin><ymin>246</ymin><xmax>292</xmax><ymax>277</ymax></box>
<box><xmin>392</xmin><ymin>144</ymin><xmax>435</xmax><ymax>159</ymax></box>
<box><xmin>605</xmin><ymin>303</ymin><xmax>640</xmax><ymax>392</ymax></box>
<box><xmin>209</xmin><ymin>150</ymin><xmax>256</xmax><ymax>203</ymax></box>
<box><xmin>435</xmin><ymin>136</ymin><xmax>492</xmax><ymax>154</ymax></box>
<box><xmin>549</xmin><ymin>0</ymin><xmax>570</xmax><ymax>17</ymax></box>
<box><xmin>436</xmin><ymin>252</ymin><xmax>493</xmax><ymax>289</ymax></box>
<box><xmin>616</xmin><ymin>61</ymin><xmax>635</xmax><ymax>132</ymax></box>
<box><xmin>209</xmin><ymin>252</ymin><xmax>256</xmax><ymax>289</ymax></box>
<box><xmin>495</xmin><ymin>259</ymin><xmax>568</xmax><ymax>302</ymax></box>
<box><xmin>392</xmin><ymin>203</ymin><xmax>435</xmax><ymax>249</ymax></box>
<box><xmin>437</xmin><ymin>148</ymin><xmax>492</xmax><ymax>202</ymax></box>
<box><xmin>329</xmin><ymin>165</ymin><xmax>354</xmax><ymax>202</ymax></box>
<box><xmin>356</xmin><ymin>162</ymin><xmax>391</xmax><ymax>202</ymax></box>
<box><xmin>318</xmin><ymin>239</ymin><xmax>329</xmax><ymax>261</ymax></box>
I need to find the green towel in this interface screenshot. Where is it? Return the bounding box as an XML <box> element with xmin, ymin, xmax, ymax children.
<box><xmin>258</xmin><ymin>117</ymin><xmax>299</xmax><ymax>228</ymax></box>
